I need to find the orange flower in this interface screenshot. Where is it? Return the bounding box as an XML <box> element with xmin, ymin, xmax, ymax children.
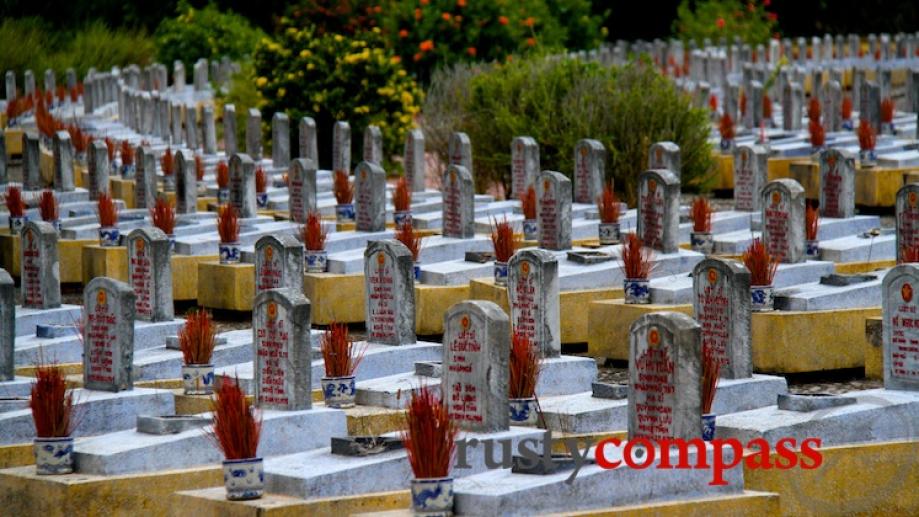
<box><xmin>442</xmin><ymin>12</ymin><xmax>451</xmax><ymax>21</ymax></box>
<box><xmin>526</xmin><ymin>37</ymin><xmax>536</xmax><ymax>46</ymax></box>
<box><xmin>716</xmin><ymin>17</ymin><xmax>725</xmax><ymax>29</ymax></box>
<box><xmin>420</xmin><ymin>0</ymin><xmax>430</xmax><ymax>4</ymax></box>
<box><xmin>415</xmin><ymin>8</ymin><xmax>422</xmax><ymax>20</ymax></box>
<box><xmin>399</xmin><ymin>29</ymin><xmax>409</xmax><ymax>38</ymax></box>
<box><xmin>498</xmin><ymin>15</ymin><xmax>509</xmax><ymax>25</ymax></box>
<box><xmin>420</xmin><ymin>40</ymin><xmax>434</xmax><ymax>52</ymax></box>
<box><xmin>391</xmin><ymin>55</ymin><xmax>402</xmax><ymax>64</ymax></box>
<box><xmin>457</xmin><ymin>0</ymin><xmax>466</xmax><ymax>6</ymax></box>
<box><xmin>413</xmin><ymin>53</ymin><xmax>423</xmax><ymax>62</ymax></box>
<box><xmin>373</xmin><ymin>5</ymin><xmax>381</xmax><ymax>13</ymax></box>
<box><xmin>467</xmin><ymin>46</ymin><xmax>477</xmax><ymax>57</ymax></box>
<box><xmin>523</xmin><ymin>17</ymin><xmax>535</xmax><ymax>27</ymax></box>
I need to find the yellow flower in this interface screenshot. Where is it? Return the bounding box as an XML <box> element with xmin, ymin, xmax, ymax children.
<box><xmin>313</xmin><ymin>104</ymin><xmax>320</xmax><ymax>112</ymax></box>
<box><xmin>378</xmin><ymin>87</ymin><xmax>395</xmax><ymax>97</ymax></box>
<box><xmin>300</xmin><ymin>49</ymin><xmax>312</xmax><ymax>58</ymax></box>
<box><xmin>287</xmin><ymin>72</ymin><xmax>296</xmax><ymax>81</ymax></box>
<box><xmin>278</xmin><ymin>88</ymin><xmax>286</xmax><ymax>98</ymax></box>
<box><xmin>400</xmin><ymin>114</ymin><xmax>412</xmax><ymax>125</ymax></box>
<box><xmin>334</xmin><ymin>34</ymin><xmax>343</xmax><ymax>42</ymax></box>
<box><xmin>307</xmin><ymin>63</ymin><xmax>315</xmax><ymax>70</ymax></box>
<box><xmin>401</xmin><ymin>91</ymin><xmax>414</xmax><ymax>106</ymax></box>
<box><xmin>354</xmin><ymin>105</ymin><xmax>370</xmax><ymax>114</ymax></box>
<box><xmin>256</xmin><ymin>77</ymin><xmax>268</xmax><ymax>87</ymax></box>
<box><xmin>398</xmin><ymin>70</ymin><xmax>407</xmax><ymax>77</ymax></box>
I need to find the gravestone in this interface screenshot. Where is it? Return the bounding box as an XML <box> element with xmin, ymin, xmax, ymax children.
<box><xmin>0</xmin><ymin>269</ymin><xmax>13</xmax><ymax>381</ymax></box>
<box><xmin>174</xmin><ymin>149</ymin><xmax>197</xmax><ymax>214</ymax></box>
<box><xmin>255</xmin><ymin>235</ymin><xmax>304</xmax><ymax>295</ymax></box>
<box><xmin>881</xmin><ymin>265</ymin><xmax>919</xmax><ymax>391</ymax></box>
<box><xmin>253</xmin><ymin>288</ymin><xmax>313</xmax><ymax>410</ymax></box>
<box><xmin>818</xmin><ymin>148</ymin><xmax>856</xmax><ymax>219</ymax></box>
<box><xmin>448</xmin><ymin>132</ymin><xmax>473</xmax><ymax>175</ymax></box>
<box><xmin>537</xmin><ymin>170</ymin><xmax>573</xmax><ymax>251</ymax></box>
<box><xmin>299</xmin><ymin>117</ymin><xmax>317</xmax><ymax>163</ymax></box>
<box><xmin>224</xmin><ymin>104</ymin><xmax>238</xmax><ymax>156</ymax></box>
<box><xmin>362</xmin><ymin>125</ymin><xmax>383</xmax><ymax>165</ymax></box>
<box><xmin>52</xmin><ymin>131</ymin><xmax>75</xmax><ymax>192</ymax></box>
<box><xmin>824</xmin><ymin>80</ymin><xmax>842</xmax><ymax>132</ymax></box>
<box><xmin>860</xmin><ymin>81</ymin><xmax>881</xmax><ymax>133</ymax></box>
<box><xmin>442</xmin><ymin>300</ymin><xmax>509</xmax><ymax>433</ymax></box>
<box><xmin>272</xmin><ymin>112</ymin><xmax>290</xmax><ymax>168</ymax></box>
<box><xmin>43</xmin><ymin>69</ymin><xmax>54</xmax><ymax>96</ymax></box>
<box><xmin>173</xmin><ymin>61</ymin><xmax>185</xmax><ymax>92</ymax></box>
<box><xmin>637</xmin><ymin>169</ymin><xmax>680</xmax><ymax>254</ymax></box>
<box><xmin>733</xmin><ymin>144</ymin><xmax>768</xmax><ymax>212</ymax></box>
<box><xmin>364</xmin><ymin>240</ymin><xmax>415</xmax><ymax>345</ymax></box>
<box><xmin>507</xmin><ymin>249</ymin><xmax>560</xmax><ymax>358</ymax></box>
<box><xmin>762</xmin><ymin>179</ymin><xmax>806</xmax><ymax>264</ymax></box>
<box><xmin>202</xmin><ymin>106</ymin><xmax>217</xmax><ymax>155</ymax></box>
<box><xmin>333</xmin><ymin>121</ymin><xmax>351</xmax><ymax>174</ymax></box>
<box><xmin>127</xmin><ymin>228</ymin><xmax>173</xmax><ymax>322</ymax></box>
<box><xmin>83</xmin><ymin>277</ymin><xmax>135</xmax><ymax>392</ymax></box>
<box><xmin>782</xmin><ymin>82</ymin><xmax>803</xmax><ymax>131</ymax></box>
<box><xmin>648</xmin><ymin>142</ymin><xmax>681</xmax><ymax>179</ymax></box>
<box><xmin>23</xmin><ymin>133</ymin><xmax>41</xmax><ymax>190</ymax></box>
<box><xmin>246</xmin><ymin>108</ymin><xmax>262</xmax><ymax>160</ymax></box>
<box><xmin>135</xmin><ymin>146</ymin><xmax>156</xmax><ymax>210</ymax></box>
<box><xmin>442</xmin><ymin>164</ymin><xmax>475</xmax><ymax>239</ymax></box>
<box><xmin>170</xmin><ymin>102</ymin><xmax>183</xmax><ymax>146</ymax></box>
<box><xmin>627</xmin><ymin>312</ymin><xmax>702</xmax><ymax>440</ymax></box>
<box><xmin>510</xmin><ymin>136</ymin><xmax>539</xmax><ymax>198</ymax></box>
<box><xmin>193</xmin><ymin>59</ymin><xmax>208</xmax><ymax>91</ymax></box>
<box><xmin>404</xmin><ymin>129</ymin><xmax>425</xmax><ymax>192</ymax></box>
<box><xmin>229</xmin><ymin>153</ymin><xmax>257</xmax><ymax>218</ymax></box>
<box><xmin>5</xmin><ymin>71</ymin><xmax>14</xmax><ymax>101</ymax></box>
<box><xmin>88</xmin><ymin>140</ymin><xmax>109</xmax><ymax>201</ymax></box>
<box><xmin>692</xmin><ymin>258</ymin><xmax>752</xmax><ymax>379</ymax></box>
<box><xmin>354</xmin><ymin>161</ymin><xmax>386</xmax><ymax>232</ymax></box>
<box><xmin>896</xmin><ymin>184</ymin><xmax>919</xmax><ymax>263</ymax></box>
<box><xmin>573</xmin><ymin>139</ymin><xmax>605</xmax><ymax>204</ymax></box>
<box><xmin>20</xmin><ymin>221</ymin><xmax>60</xmax><ymax>309</ymax></box>
<box><xmin>288</xmin><ymin>158</ymin><xmax>317</xmax><ymax>224</ymax></box>
<box><xmin>750</xmin><ymin>81</ymin><xmax>764</xmax><ymax>129</ymax></box>
<box><xmin>185</xmin><ymin>106</ymin><xmax>199</xmax><ymax>151</ymax></box>
<box><xmin>0</xmin><ymin>133</ymin><xmax>5</xmax><ymax>186</ymax></box>
<box><xmin>24</xmin><ymin>70</ymin><xmax>34</xmax><ymax>97</ymax></box>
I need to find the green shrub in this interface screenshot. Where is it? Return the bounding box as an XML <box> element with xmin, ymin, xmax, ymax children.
<box><xmin>154</xmin><ymin>2</ymin><xmax>265</xmax><ymax>77</ymax></box>
<box><xmin>422</xmin><ymin>55</ymin><xmax>715</xmax><ymax>203</ymax></box>
<box><xmin>252</xmin><ymin>22</ymin><xmax>423</xmax><ymax>170</ymax></box>
<box><xmin>673</xmin><ymin>0</ymin><xmax>779</xmax><ymax>46</ymax></box>
<box><xmin>0</xmin><ymin>19</ymin><xmax>154</xmax><ymax>82</ymax></box>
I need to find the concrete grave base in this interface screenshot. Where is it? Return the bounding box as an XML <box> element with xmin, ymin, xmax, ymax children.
<box><xmin>215</xmin><ymin>341</ymin><xmax>442</xmax><ymax>393</ymax></box>
<box><xmin>718</xmin><ymin>388</ymin><xmax>919</xmax><ymax>447</ymax></box>
<box><xmin>265</xmin><ymin>427</ymin><xmax>543</xmax><ymax>500</ymax></box>
<box><xmin>133</xmin><ymin>329</ymin><xmax>264</xmax><ymax>381</ymax></box>
<box><xmin>0</xmin><ymin>377</ymin><xmax>34</xmax><ymax>398</ymax></box>
<box><xmin>714</xmin><ymin>215</ymin><xmax>880</xmax><ymax>254</ymax></box>
<box><xmin>0</xmin><ymin>388</ymin><xmax>175</xmax><ymax>445</ymax></box>
<box><xmin>74</xmin><ymin>407</ymin><xmax>346</xmax><ymax>475</ymax></box>
<box><xmin>356</xmin><ymin>355</ymin><xmax>597</xmax><ymax>409</ymax></box>
<box><xmin>14</xmin><ymin>318</ymin><xmax>185</xmax><ymax>365</ymax></box>
<box><xmin>452</xmin><ymin>441</ymin><xmax>742</xmax><ymax>516</ymax></box>
<box><xmin>539</xmin><ymin>374</ymin><xmax>787</xmax><ymax>433</ymax></box>
<box><xmin>13</xmin><ymin>304</ymin><xmax>83</xmax><ymax>337</ymax></box>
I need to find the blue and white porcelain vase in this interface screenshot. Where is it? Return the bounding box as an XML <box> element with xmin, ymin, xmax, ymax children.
<box><xmin>9</xmin><ymin>215</ymin><xmax>27</xmax><ymax>233</ymax></box>
<box><xmin>98</xmin><ymin>226</ymin><xmax>120</xmax><ymax>247</ymax></box>
<box><xmin>598</xmin><ymin>222</ymin><xmax>620</xmax><ymax>245</ymax></box>
<box><xmin>305</xmin><ymin>250</ymin><xmax>328</xmax><ymax>273</ymax></box>
<box><xmin>49</xmin><ymin>219</ymin><xmax>62</xmax><ymax>234</ymax></box>
<box><xmin>393</xmin><ymin>210</ymin><xmax>412</xmax><ymax>227</ymax></box>
<box><xmin>509</xmin><ymin>397</ymin><xmax>539</xmax><ymax>426</ymax></box>
<box><xmin>321</xmin><ymin>375</ymin><xmax>356</xmax><ymax>408</ymax></box>
<box><xmin>336</xmin><ymin>203</ymin><xmax>355</xmax><ymax>223</ymax></box>
<box><xmin>751</xmin><ymin>284</ymin><xmax>774</xmax><ymax>312</ymax></box>
<box><xmin>624</xmin><ymin>278</ymin><xmax>650</xmax><ymax>304</ymax></box>
<box><xmin>805</xmin><ymin>239</ymin><xmax>819</xmax><ymax>258</ymax></box>
<box><xmin>690</xmin><ymin>232</ymin><xmax>713</xmax><ymax>255</ymax></box>
<box><xmin>182</xmin><ymin>363</ymin><xmax>215</xmax><ymax>395</ymax></box>
<box><xmin>223</xmin><ymin>457</ymin><xmax>264</xmax><ymax>501</ymax></box>
<box><xmin>219</xmin><ymin>241</ymin><xmax>241</xmax><ymax>264</ymax></box>
<box><xmin>719</xmin><ymin>138</ymin><xmax>734</xmax><ymax>154</ymax></box>
<box><xmin>256</xmin><ymin>192</ymin><xmax>268</xmax><ymax>208</ymax></box>
<box><xmin>859</xmin><ymin>149</ymin><xmax>877</xmax><ymax>167</ymax></box>
<box><xmin>411</xmin><ymin>477</ymin><xmax>454</xmax><ymax>516</ymax></box>
<box><xmin>167</xmin><ymin>234</ymin><xmax>176</xmax><ymax>252</ymax></box>
<box><xmin>701</xmin><ymin>413</ymin><xmax>716</xmax><ymax>441</ymax></box>
<box><xmin>34</xmin><ymin>436</ymin><xmax>74</xmax><ymax>475</ymax></box>
<box><xmin>217</xmin><ymin>188</ymin><xmax>229</xmax><ymax>204</ymax></box>
<box><xmin>522</xmin><ymin>219</ymin><xmax>538</xmax><ymax>241</ymax></box>
<box><xmin>121</xmin><ymin>163</ymin><xmax>135</xmax><ymax>179</ymax></box>
<box><xmin>494</xmin><ymin>261</ymin><xmax>509</xmax><ymax>286</ymax></box>
<box><xmin>414</xmin><ymin>262</ymin><xmax>421</xmax><ymax>282</ymax></box>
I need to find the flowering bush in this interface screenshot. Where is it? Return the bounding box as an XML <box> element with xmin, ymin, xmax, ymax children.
<box><xmin>253</xmin><ymin>22</ymin><xmax>423</xmax><ymax>169</ymax></box>
<box><xmin>283</xmin><ymin>0</ymin><xmax>604</xmax><ymax>83</ymax></box>
<box><xmin>154</xmin><ymin>2</ymin><xmax>265</xmax><ymax>77</ymax></box>
<box><xmin>423</xmin><ymin>56</ymin><xmax>713</xmax><ymax>203</ymax></box>
<box><xmin>673</xmin><ymin>0</ymin><xmax>779</xmax><ymax>46</ymax></box>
